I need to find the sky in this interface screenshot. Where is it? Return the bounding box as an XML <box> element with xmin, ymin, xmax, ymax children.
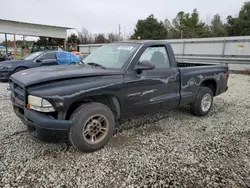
<box><xmin>0</xmin><ymin>0</ymin><xmax>247</xmax><ymax>42</ymax></box>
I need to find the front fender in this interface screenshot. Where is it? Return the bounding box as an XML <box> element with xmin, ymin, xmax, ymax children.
<box><xmin>27</xmin><ymin>75</ymin><xmax>124</xmax><ymax>111</ymax></box>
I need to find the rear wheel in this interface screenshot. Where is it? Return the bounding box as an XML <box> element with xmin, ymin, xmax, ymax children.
<box><xmin>68</xmin><ymin>102</ymin><xmax>115</xmax><ymax>152</ymax></box>
<box><xmin>190</xmin><ymin>87</ymin><xmax>213</xmax><ymax>117</ymax></box>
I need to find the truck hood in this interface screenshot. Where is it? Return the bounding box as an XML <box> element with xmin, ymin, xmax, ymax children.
<box><xmin>10</xmin><ymin>64</ymin><xmax>123</xmax><ymax>86</ymax></box>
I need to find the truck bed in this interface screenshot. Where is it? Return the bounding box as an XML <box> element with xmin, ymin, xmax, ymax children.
<box><xmin>177</xmin><ymin>62</ymin><xmax>217</xmax><ymax>67</ymax></box>
<box><xmin>177</xmin><ymin>64</ymin><xmax>229</xmax><ymax>106</ymax></box>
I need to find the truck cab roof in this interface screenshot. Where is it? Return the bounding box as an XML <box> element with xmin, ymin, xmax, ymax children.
<box><xmin>114</xmin><ymin>40</ymin><xmax>170</xmax><ymax>45</ymax></box>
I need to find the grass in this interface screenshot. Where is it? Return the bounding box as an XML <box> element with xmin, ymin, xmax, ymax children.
<box><xmin>242</xmin><ymin>69</ymin><xmax>250</xmax><ymax>75</ymax></box>
<box><xmin>230</xmin><ymin>69</ymin><xmax>250</xmax><ymax>75</ymax></box>
<box><xmin>15</xmin><ymin>55</ymin><xmax>22</xmax><ymax>60</ymax></box>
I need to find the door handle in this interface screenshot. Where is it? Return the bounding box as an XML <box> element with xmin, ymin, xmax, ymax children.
<box><xmin>169</xmin><ymin>75</ymin><xmax>176</xmax><ymax>81</ymax></box>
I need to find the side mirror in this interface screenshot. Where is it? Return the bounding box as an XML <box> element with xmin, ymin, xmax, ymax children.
<box><xmin>134</xmin><ymin>60</ymin><xmax>155</xmax><ymax>74</ymax></box>
<box><xmin>36</xmin><ymin>58</ymin><xmax>43</xmax><ymax>63</ymax></box>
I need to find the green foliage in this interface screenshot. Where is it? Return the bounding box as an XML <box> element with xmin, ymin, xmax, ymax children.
<box><xmin>0</xmin><ymin>40</ymin><xmax>34</xmax><ymax>48</ymax></box>
<box><xmin>36</xmin><ymin>37</ymin><xmax>64</xmax><ymax>46</ymax></box>
<box><xmin>36</xmin><ymin>37</ymin><xmax>47</xmax><ymax>44</ymax></box>
<box><xmin>131</xmin><ymin>14</ymin><xmax>168</xmax><ymax>40</ymax></box>
<box><xmin>210</xmin><ymin>14</ymin><xmax>228</xmax><ymax>37</ymax></box>
<box><xmin>171</xmin><ymin>9</ymin><xmax>211</xmax><ymax>39</ymax></box>
<box><xmin>131</xmin><ymin>1</ymin><xmax>250</xmax><ymax>40</ymax></box>
<box><xmin>51</xmin><ymin>38</ymin><xmax>64</xmax><ymax>45</ymax></box>
<box><xmin>132</xmin><ymin>10</ymin><xmax>212</xmax><ymax>40</ymax></box>
<box><xmin>227</xmin><ymin>2</ymin><xmax>250</xmax><ymax>36</ymax></box>
<box><xmin>67</xmin><ymin>33</ymin><xmax>80</xmax><ymax>44</ymax></box>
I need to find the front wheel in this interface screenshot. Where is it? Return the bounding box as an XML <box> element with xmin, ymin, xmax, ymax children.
<box><xmin>14</xmin><ymin>67</ymin><xmax>27</xmax><ymax>73</ymax></box>
<box><xmin>190</xmin><ymin>87</ymin><xmax>213</xmax><ymax>117</ymax></box>
<box><xmin>68</xmin><ymin>102</ymin><xmax>115</xmax><ymax>152</ymax></box>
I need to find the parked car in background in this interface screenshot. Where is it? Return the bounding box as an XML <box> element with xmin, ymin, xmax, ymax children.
<box><xmin>0</xmin><ymin>51</ymin><xmax>81</xmax><ymax>81</ymax></box>
<box><xmin>0</xmin><ymin>49</ymin><xmax>8</xmax><ymax>61</ymax></box>
<box><xmin>0</xmin><ymin>53</ymin><xmax>6</xmax><ymax>62</ymax></box>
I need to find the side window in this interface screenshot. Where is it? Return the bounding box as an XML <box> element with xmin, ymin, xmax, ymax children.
<box><xmin>139</xmin><ymin>46</ymin><xmax>170</xmax><ymax>69</ymax></box>
<box><xmin>40</xmin><ymin>52</ymin><xmax>56</xmax><ymax>60</ymax></box>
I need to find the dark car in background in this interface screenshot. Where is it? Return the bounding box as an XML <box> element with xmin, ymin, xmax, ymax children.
<box><xmin>0</xmin><ymin>50</ymin><xmax>81</xmax><ymax>81</ymax></box>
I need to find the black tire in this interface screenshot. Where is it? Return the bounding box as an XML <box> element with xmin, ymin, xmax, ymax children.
<box><xmin>14</xmin><ymin>67</ymin><xmax>27</xmax><ymax>73</ymax></box>
<box><xmin>69</xmin><ymin>102</ymin><xmax>115</xmax><ymax>153</ymax></box>
<box><xmin>190</xmin><ymin>87</ymin><xmax>213</xmax><ymax>117</ymax></box>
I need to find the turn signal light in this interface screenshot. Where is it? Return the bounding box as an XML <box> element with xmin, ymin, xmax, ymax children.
<box><xmin>27</xmin><ymin>104</ymin><xmax>31</xmax><ymax>110</ymax></box>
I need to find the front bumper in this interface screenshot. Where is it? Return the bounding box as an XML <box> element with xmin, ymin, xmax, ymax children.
<box><xmin>13</xmin><ymin>106</ymin><xmax>73</xmax><ymax>142</ymax></box>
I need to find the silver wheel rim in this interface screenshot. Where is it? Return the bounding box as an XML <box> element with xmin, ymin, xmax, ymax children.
<box><xmin>201</xmin><ymin>93</ymin><xmax>212</xmax><ymax>112</ymax></box>
<box><xmin>82</xmin><ymin>114</ymin><xmax>109</xmax><ymax>145</ymax></box>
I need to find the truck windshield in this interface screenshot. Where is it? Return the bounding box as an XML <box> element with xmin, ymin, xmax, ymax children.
<box><xmin>83</xmin><ymin>43</ymin><xmax>140</xmax><ymax>68</ymax></box>
<box><xmin>22</xmin><ymin>51</ymin><xmax>44</xmax><ymax>60</ymax></box>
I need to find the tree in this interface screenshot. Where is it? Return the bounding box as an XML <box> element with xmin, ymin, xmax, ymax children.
<box><xmin>78</xmin><ymin>28</ymin><xmax>93</xmax><ymax>44</ymax></box>
<box><xmin>227</xmin><ymin>2</ymin><xmax>250</xmax><ymax>36</ymax></box>
<box><xmin>131</xmin><ymin>14</ymin><xmax>168</xmax><ymax>40</ymax></box>
<box><xmin>36</xmin><ymin>37</ymin><xmax>64</xmax><ymax>46</ymax></box>
<box><xmin>36</xmin><ymin>37</ymin><xmax>48</xmax><ymax>44</ymax></box>
<box><xmin>107</xmin><ymin>33</ymin><xmax>120</xmax><ymax>42</ymax></box>
<box><xmin>35</xmin><ymin>37</ymin><xmax>64</xmax><ymax>50</ymax></box>
<box><xmin>210</xmin><ymin>14</ymin><xmax>228</xmax><ymax>37</ymax></box>
<box><xmin>94</xmin><ymin>33</ymin><xmax>106</xmax><ymax>43</ymax></box>
<box><xmin>172</xmin><ymin>11</ymin><xmax>185</xmax><ymax>38</ymax></box>
<box><xmin>67</xmin><ymin>33</ymin><xmax>80</xmax><ymax>44</ymax></box>
<box><xmin>179</xmin><ymin>9</ymin><xmax>210</xmax><ymax>38</ymax></box>
<box><xmin>165</xmin><ymin>9</ymin><xmax>211</xmax><ymax>39</ymax></box>
<box><xmin>50</xmin><ymin>38</ymin><xmax>64</xmax><ymax>46</ymax></box>
<box><xmin>163</xmin><ymin>18</ymin><xmax>178</xmax><ymax>39</ymax></box>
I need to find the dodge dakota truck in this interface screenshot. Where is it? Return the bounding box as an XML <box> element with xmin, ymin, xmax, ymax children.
<box><xmin>9</xmin><ymin>40</ymin><xmax>229</xmax><ymax>152</ymax></box>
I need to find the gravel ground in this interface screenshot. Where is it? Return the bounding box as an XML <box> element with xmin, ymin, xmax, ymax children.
<box><xmin>0</xmin><ymin>74</ymin><xmax>250</xmax><ymax>188</ymax></box>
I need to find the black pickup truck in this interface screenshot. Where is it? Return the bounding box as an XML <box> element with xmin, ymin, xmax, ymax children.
<box><xmin>9</xmin><ymin>40</ymin><xmax>229</xmax><ymax>152</ymax></box>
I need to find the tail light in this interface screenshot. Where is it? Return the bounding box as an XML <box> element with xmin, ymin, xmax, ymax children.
<box><xmin>226</xmin><ymin>71</ymin><xmax>229</xmax><ymax>80</ymax></box>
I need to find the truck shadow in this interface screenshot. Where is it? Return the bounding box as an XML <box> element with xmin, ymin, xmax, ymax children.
<box><xmin>22</xmin><ymin>107</ymin><xmax>191</xmax><ymax>157</ymax></box>
<box><xmin>116</xmin><ymin>106</ymin><xmax>191</xmax><ymax>132</ymax></box>
<box><xmin>21</xmin><ymin>103</ymin><xmax>230</xmax><ymax>157</ymax></box>
<box><xmin>21</xmin><ymin>102</ymin><xmax>233</xmax><ymax>156</ymax></box>
<box><xmin>106</xmin><ymin>107</ymin><xmax>192</xmax><ymax>149</ymax></box>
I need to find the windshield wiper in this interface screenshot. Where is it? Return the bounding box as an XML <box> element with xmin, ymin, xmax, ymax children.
<box><xmin>86</xmin><ymin>62</ymin><xmax>107</xmax><ymax>69</ymax></box>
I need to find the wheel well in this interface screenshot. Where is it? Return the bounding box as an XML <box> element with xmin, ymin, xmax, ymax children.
<box><xmin>66</xmin><ymin>95</ymin><xmax>121</xmax><ymax>121</ymax></box>
<box><xmin>201</xmin><ymin>80</ymin><xmax>217</xmax><ymax>96</ymax></box>
<box><xmin>14</xmin><ymin>66</ymin><xmax>27</xmax><ymax>72</ymax></box>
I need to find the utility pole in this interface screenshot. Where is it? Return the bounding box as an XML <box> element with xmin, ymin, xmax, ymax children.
<box><xmin>123</xmin><ymin>26</ymin><xmax>126</xmax><ymax>40</ymax></box>
<box><xmin>181</xmin><ymin>29</ymin><xmax>184</xmax><ymax>39</ymax></box>
<box><xmin>5</xmin><ymin>34</ymin><xmax>8</xmax><ymax>55</ymax></box>
<box><xmin>118</xmin><ymin>24</ymin><xmax>121</xmax><ymax>41</ymax></box>
<box><xmin>13</xmin><ymin>34</ymin><xmax>16</xmax><ymax>60</ymax></box>
<box><xmin>22</xmin><ymin>35</ymin><xmax>26</xmax><ymax>46</ymax></box>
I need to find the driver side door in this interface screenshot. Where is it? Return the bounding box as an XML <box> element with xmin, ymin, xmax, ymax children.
<box><xmin>122</xmin><ymin>45</ymin><xmax>180</xmax><ymax>117</ymax></box>
<box><xmin>35</xmin><ymin>52</ymin><xmax>58</xmax><ymax>66</ymax></box>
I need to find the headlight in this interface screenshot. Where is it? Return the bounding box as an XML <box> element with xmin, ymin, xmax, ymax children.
<box><xmin>0</xmin><ymin>65</ymin><xmax>12</xmax><ymax>69</ymax></box>
<box><xmin>5</xmin><ymin>65</ymin><xmax>12</xmax><ymax>68</ymax></box>
<box><xmin>27</xmin><ymin>95</ymin><xmax>55</xmax><ymax>112</ymax></box>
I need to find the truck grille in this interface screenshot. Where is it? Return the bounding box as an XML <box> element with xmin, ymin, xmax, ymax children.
<box><xmin>9</xmin><ymin>80</ymin><xmax>25</xmax><ymax>107</ymax></box>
